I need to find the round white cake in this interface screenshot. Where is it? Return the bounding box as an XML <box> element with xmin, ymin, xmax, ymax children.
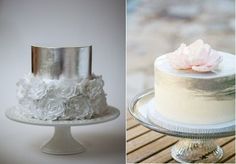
<box><xmin>154</xmin><ymin>40</ymin><xmax>235</xmax><ymax>125</ymax></box>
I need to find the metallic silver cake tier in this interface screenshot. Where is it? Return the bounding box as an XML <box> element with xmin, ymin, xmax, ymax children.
<box><xmin>32</xmin><ymin>46</ymin><xmax>92</xmax><ymax>79</ymax></box>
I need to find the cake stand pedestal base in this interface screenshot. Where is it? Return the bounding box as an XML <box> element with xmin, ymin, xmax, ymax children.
<box><xmin>41</xmin><ymin>126</ymin><xmax>85</xmax><ymax>155</ymax></box>
<box><xmin>5</xmin><ymin>106</ymin><xmax>120</xmax><ymax>155</ymax></box>
<box><xmin>171</xmin><ymin>139</ymin><xmax>223</xmax><ymax>163</ymax></box>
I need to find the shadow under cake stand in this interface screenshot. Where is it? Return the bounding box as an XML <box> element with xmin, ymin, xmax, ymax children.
<box><xmin>5</xmin><ymin>106</ymin><xmax>119</xmax><ymax>155</ymax></box>
<box><xmin>129</xmin><ymin>89</ymin><xmax>235</xmax><ymax>163</ymax></box>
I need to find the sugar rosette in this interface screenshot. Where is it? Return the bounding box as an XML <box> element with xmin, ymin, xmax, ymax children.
<box><xmin>16</xmin><ymin>74</ymin><xmax>108</xmax><ymax>120</ymax></box>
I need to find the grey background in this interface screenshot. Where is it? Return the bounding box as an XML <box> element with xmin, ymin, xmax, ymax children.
<box><xmin>0</xmin><ymin>0</ymin><xmax>125</xmax><ymax>163</ymax></box>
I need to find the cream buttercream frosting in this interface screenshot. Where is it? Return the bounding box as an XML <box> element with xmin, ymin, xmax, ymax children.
<box><xmin>154</xmin><ymin>41</ymin><xmax>235</xmax><ymax>125</ymax></box>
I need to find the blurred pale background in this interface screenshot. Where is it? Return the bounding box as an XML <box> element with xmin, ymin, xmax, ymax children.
<box><xmin>0</xmin><ymin>0</ymin><xmax>125</xmax><ymax>164</ymax></box>
<box><xmin>127</xmin><ymin>0</ymin><xmax>235</xmax><ymax>103</ymax></box>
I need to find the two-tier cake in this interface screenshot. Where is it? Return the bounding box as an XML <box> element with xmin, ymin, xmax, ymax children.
<box><xmin>17</xmin><ymin>46</ymin><xmax>108</xmax><ymax>120</ymax></box>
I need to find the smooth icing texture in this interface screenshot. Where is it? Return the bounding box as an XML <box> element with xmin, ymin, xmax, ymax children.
<box><xmin>154</xmin><ymin>51</ymin><xmax>235</xmax><ymax>125</ymax></box>
<box><xmin>17</xmin><ymin>74</ymin><xmax>108</xmax><ymax>120</ymax></box>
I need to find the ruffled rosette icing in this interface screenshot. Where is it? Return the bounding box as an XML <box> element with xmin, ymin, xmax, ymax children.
<box><xmin>16</xmin><ymin>73</ymin><xmax>108</xmax><ymax>120</ymax></box>
<box><xmin>167</xmin><ymin>39</ymin><xmax>223</xmax><ymax>72</ymax></box>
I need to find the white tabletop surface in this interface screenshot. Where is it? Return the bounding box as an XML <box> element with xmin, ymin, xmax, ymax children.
<box><xmin>0</xmin><ymin>0</ymin><xmax>125</xmax><ymax>163</ymax></box>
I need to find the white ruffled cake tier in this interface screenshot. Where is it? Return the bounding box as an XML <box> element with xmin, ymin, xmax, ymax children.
<box><xmin>16</xmin><ymin>73</ymin><xmax>108</xmax><ymax>120</ymax></box>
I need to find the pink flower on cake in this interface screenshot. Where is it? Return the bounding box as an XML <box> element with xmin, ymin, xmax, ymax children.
<box><xmin>167</xmin><ymin>39</ymin><xmax>223</xmax><ymax>72</ymax></box>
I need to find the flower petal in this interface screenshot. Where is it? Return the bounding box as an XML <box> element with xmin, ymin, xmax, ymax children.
<box><xmin>167</xmin><ymin>40</ymin><xmax>222</xmax><ymax>72</ymax></box>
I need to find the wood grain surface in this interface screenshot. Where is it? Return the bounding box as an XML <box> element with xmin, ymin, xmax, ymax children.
<box><xmin>126</xmin><ymin>113</ymin><xmax>235</xmax><ymax>163</ymax></box>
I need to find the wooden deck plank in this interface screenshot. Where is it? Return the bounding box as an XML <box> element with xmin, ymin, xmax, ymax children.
<box><xmin>169</xmin><ymin>159</ymin><xmax>177</xmax><ymax>163</ymax></box>
<box><xmin>216</xmin><ymin>136</ymin><xmax>235</xmax><ymax>145</ymax></box>
<box><xmin>141</xmin><ymin>140</ymin><xmax>176</xmax><ymax>163</ymax></box>
<box><xmin>221</xmin><ymin>139</ymin><xmax>235</xmax><ymax>163</ymax></box>
<box><xmin>126</xmin><ymin>125</ymin><xmax>150</xmax><ymax>141</ymax></box>
<box><xmin>127</xmin><ymin>131</ymin><xmax>164</xmax><ymax>153</ymax></box>
<box><xmin>225</xmin><ymin>155</ymin><xmax>235</xmax><ymax>163</ymax></box>
<box><xmin>127</xmin><ymin>135</ymin><xmax>178</xmax><ymax>163</ymax></box>
<box><xmin>127</xmin><ymin>112</ymin><xmax>133</xmax><ymax>120</ymax></box>
<box><xmin>141</xmin><ymin>136</ymin><xmax>234</xmax><ymax>163</ymax></box>
<box><xmin>127</xmin><ymin>135</ymin><xmax>234</xmax><ymax>163</ymax></box>
<box><xmin>126</xmin><ymin>114</ymin><xmax>235</xmax><ymax>163</ymax></box>
<box><xmin>127</xmin><ymin>118</ymin><xmax>139</xmax><ymax>130</ymax></box>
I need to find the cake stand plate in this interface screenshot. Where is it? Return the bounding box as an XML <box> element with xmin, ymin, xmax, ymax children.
<box><xmin>5</xmin><ymin>106</ymin><xmax>120</xmax><ymax>155</ymax></box>
<box><xmin>129</xmin><ymin>89</ymin><xmax>235</xmax><ymax>163</ymax></box>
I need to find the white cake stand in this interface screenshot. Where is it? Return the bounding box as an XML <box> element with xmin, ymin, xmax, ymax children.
<box><xmin>129</xmin><ymin>89</ymin><xmax>235</xmax><ymax>163</ymax></box>
<box><xmin>5</xmin><ymin>106</ymin><xmax>120</xmax><ymax>155</ymax></box>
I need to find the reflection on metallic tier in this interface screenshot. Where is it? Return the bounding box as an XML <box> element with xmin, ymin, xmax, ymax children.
<box><xmin>32</xmin><ymin>46</ymin><xmax>92</xmax><ymax>80</ymax></box>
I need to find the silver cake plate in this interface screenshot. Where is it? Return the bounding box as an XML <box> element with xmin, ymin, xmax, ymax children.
<box><xmin>129</xmin><ymin>89</ymin><xmax>235</xmax><ymax>163</ymax></box>
<box><xmin>5</xmin><ymin>106</ymin><xmax>119</xmax><ymax>155</ymax></box>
